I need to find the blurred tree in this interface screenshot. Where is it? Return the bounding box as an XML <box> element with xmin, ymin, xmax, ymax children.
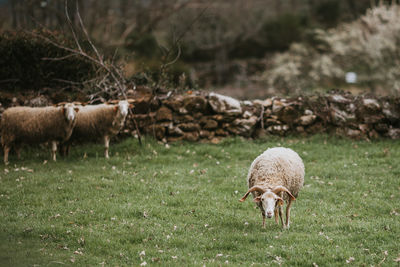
<box><xmin>0</xmin><ymin>0</ymin><xmax>382</xmax><ymax>90</ymax></box>
<box><xmin>259</xmin><ymin>3</ymin><xmax>400</xmax><ymax>95</ymax></box>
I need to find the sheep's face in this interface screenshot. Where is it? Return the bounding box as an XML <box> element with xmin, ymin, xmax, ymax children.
<box><xmin>62</xmin><ymin>103</ymin><xmax>79</xmax><ymax>123</ymax></box>
<box><xmin>254</xmin><ymin>191</ymin><xmax>284</xmax><ymax>218</ymax></box>
<box><xmin>118</xmin><ymin>101</ymin><xmax>129</xmax><ymax>117</ymax></box>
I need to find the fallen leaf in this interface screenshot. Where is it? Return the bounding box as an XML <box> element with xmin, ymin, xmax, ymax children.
<box><xmin>78</xmin><ymin>237</ymin><xmax>85</xmax><ymax>245</ymax></box>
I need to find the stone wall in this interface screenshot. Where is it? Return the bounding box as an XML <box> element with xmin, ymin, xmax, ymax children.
<box><xmin>123</xmin><ymin>90</ymin><xmax>400</xmax><ymax>142</ymax></box>
<box><xmin>1</xmin><ymin>90</ymin><xmax>399</xmax><ymax>142</ymax></box>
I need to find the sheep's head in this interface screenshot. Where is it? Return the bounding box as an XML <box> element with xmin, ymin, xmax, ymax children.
<box><xmin>113</xmin><ymin>100</ymin><xmax>134</xmax><ymax>118</ymax></box>
<box><xmin>239</xmin><ymin>185</ymin><xmax>296</xmax><ymax>218</ymax></box>
<box><xmin>61</xmin><ymin>103</ymin><xmax>79</xmax><ymax>123</ymax></box>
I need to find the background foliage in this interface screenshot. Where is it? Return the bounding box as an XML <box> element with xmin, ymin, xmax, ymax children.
<box><xmin>1</xmin><ymin>1</ymin><xmax>400</xmax><ymax>98</ymax></box>
<box><xmin>0</xmin><ymin>30</ymin><xmax>97</xmax><ymax>93</ymax></box>
<box><xmin>259</xmin><ymin>4</ymin><xmax>400</xmax><ymax>96</ymax></box>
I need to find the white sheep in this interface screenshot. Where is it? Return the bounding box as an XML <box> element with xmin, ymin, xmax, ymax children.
<box><xmin>62</xmin><ymin>100</ymin><xmax>133</xmax><ymax>158</ymax></box>
<box><xmin>239</xmin><ymin>147</ymin><xmax>305</xmax><ymax>228</ymax></box>
<box><xmin>0</xmin><ymin>103</ymin><xmax>79</xmax><ymax>164</ymax></box>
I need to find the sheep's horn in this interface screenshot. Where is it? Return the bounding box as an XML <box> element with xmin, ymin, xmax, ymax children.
<box><xmin>239</xmin><ymin>186</ymin><xmax>266</xmax><ymax>202</ymax></box>
<box><xmin>72</xmin><ymin>101</ymin><xmax>86</xmax><ymax>106</ymax></box>
<box><xmin>127</xmin><ymin>99</ymin><xmax>137</xmax><ymax>104</ymax></box>
<box><xmin>107</xmin><ymin>99</ymin><xmax>120</xmax><ymax>104</ymax></box>
<box><xmin>272</xmin><ymin>186</ymin><xmax>296</xmax><ymax>201</ymax></box>
<box><xmin>56</xmin><ymin>101</ymin><xmax>68</xmax><ymax>106</ymax></box>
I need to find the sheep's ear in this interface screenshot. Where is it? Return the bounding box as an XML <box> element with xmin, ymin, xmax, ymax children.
<box><xmin>129</xmin><ymin>104</ymin><xmax>134</xmax><ymax>109</ymax></box>
<box><xmin>74</xmin><ymin>107</ymin><xmax>80</xmax><ymax>113</ymax></box>
<box><xmin>113</xmin><ymin>106</ymin><xmax>119</xmax><ymax>113</ymax></box>
<box><xmin>277</xmin><ymin>197</ymin><xmax>284</xmax><ymax>206</ymax></box>
<box><xmin>253</xmin><ymin>196</ymin><xmax>261</xmax><ymax>203</ymax></box>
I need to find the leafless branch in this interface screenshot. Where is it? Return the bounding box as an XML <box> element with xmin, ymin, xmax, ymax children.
<box><xmin>65</xmin><ymin>0</ymin><xmax>83</xmax><ymax>53</ymax></box>
<box><xmin>75</xmin><ymin>1</ymin><xmax>103</xmax><ymax>64</ymax></box>
<box><xmin>163</xmin><ymin>43</ymin><xmax>182</xmax><ymax>68</ymax></box>
<box><xmin>158</xmin><ymin>3</ymin><xmax>210</xmax><ymax>86</ymax></box>
<box><xmin>42</xmin><ymin>54</ymin><xmax>79</xmax><ymax>61</ymax></box>
<box><xmin>32</xmin><ymin>0</ymin><xmax>142</xmax><ymax>145</ymax></box>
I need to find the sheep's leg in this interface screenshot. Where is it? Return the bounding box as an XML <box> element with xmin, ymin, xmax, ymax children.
<box><xmin>59</xmin><ymin>144</ymin><xmax>66</xmax><ymax>157</ymax></box>
<box><xmin>14</xmin><ymin>145</ymin><xmax>21</xmax><ymax>159</ymax></box>
<box><xmin>4</xmin><ymin>144</ymin><xmax>11</xmax><ymax>165</ymax></box>
<box><xmin>277</xmin><ymin>192</ymin><xmax>284</xmax><ymax>227</ymax></box>
<box><xmin>279</xmin><ymin>206</ymin><xmax>284</xmax><ymax>226</ymax></box>
<box><xmin>285</xmin><ymin>199</ymin><xmax>293</xmax><ymax>229</ymax></box>
<box><xmin>274</xmin><ymin>208</ymin><xmax>279</xmax><ymax>224</ymax></box>
<box><xmin>60</xmin><ymin>143</ymin><xmax>70</xmax><ymax>157</ymax></box>
<box><xmin>262</xmin><ymin>213</ymin><xmax>266</xmax><ymax>228</ymax></box>
<box><xmin>104</xmin><ymin>135</ymin><xmax>110</xmax><ymax>159</ymax></box>
<box><xmin>258</xmin><ymin>203</ymin><xmax>266</xmax><ymax>228</ymax></box>
<box><xmin>51</xmin><ymin>141</ymin><xmax>57</xmax><ymax>161</ymax></box>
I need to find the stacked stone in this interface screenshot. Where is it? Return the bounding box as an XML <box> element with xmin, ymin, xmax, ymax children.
<box><xmin>2</xmin><ymin>90</ymin><xmax>399</xmax><ymax>141</ymax></box>
<box><xmin>125</xmin><ymin>91</ymin><xmax>400</xmax><ymax>141</ymax></box>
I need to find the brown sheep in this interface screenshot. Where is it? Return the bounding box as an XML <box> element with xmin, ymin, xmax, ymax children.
<box><xmin>62</xmin><ymin>100</ymin><xmax>133</xmax><ymax>158</ymax></box>
<box><xmin>1</xmin><ymin>103</ymin><xmax>79</xmax><ymax>164</ymax></box>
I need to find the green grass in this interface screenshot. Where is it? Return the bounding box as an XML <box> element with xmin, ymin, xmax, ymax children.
<box><xmin>0</xmin><ymin>135</ymin><xmax>399</xmax><ymax>266</ymax></box>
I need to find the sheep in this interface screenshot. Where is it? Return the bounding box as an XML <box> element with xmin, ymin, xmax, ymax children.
<box><xmin>62</xmin><ymin>100</ymin><xmax>133</xmax><ymax>158</ymax></box>
<box><xmin>1</xmin><ymin>103</ymin><xmax>79</xmax><ymax>164</ymax></box>
<box><xmin>239</xmin><ymin>147</ymin><xmax>304</xmax><ymax>229</ymax></box>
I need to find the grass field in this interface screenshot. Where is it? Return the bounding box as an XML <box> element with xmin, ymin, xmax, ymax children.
<box><xmin>0</xmin><ymin>135</ymin><xmax>399</xmax><ymax>266</ymax></box>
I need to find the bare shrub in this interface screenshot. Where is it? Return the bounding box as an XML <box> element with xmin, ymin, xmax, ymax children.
<box><xmin>259</xmin><ymin>3</ymin><xmax>400</xmax><ymax>95</ymax></box>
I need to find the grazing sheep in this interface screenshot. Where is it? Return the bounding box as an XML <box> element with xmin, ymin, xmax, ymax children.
<box><xmin>239</xmin><ymin>147</ymin><xmax>305</xmax><ymax>229</ymax></box>
<box><xmin>1</xmin><ymin>103</ymin><xmax>79</xmax><ymax>164</ymax></box>
<box><xmin>62</xmin><ymin>100</ymin><xmax>132</xmax><ymax>158</ymax></box>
